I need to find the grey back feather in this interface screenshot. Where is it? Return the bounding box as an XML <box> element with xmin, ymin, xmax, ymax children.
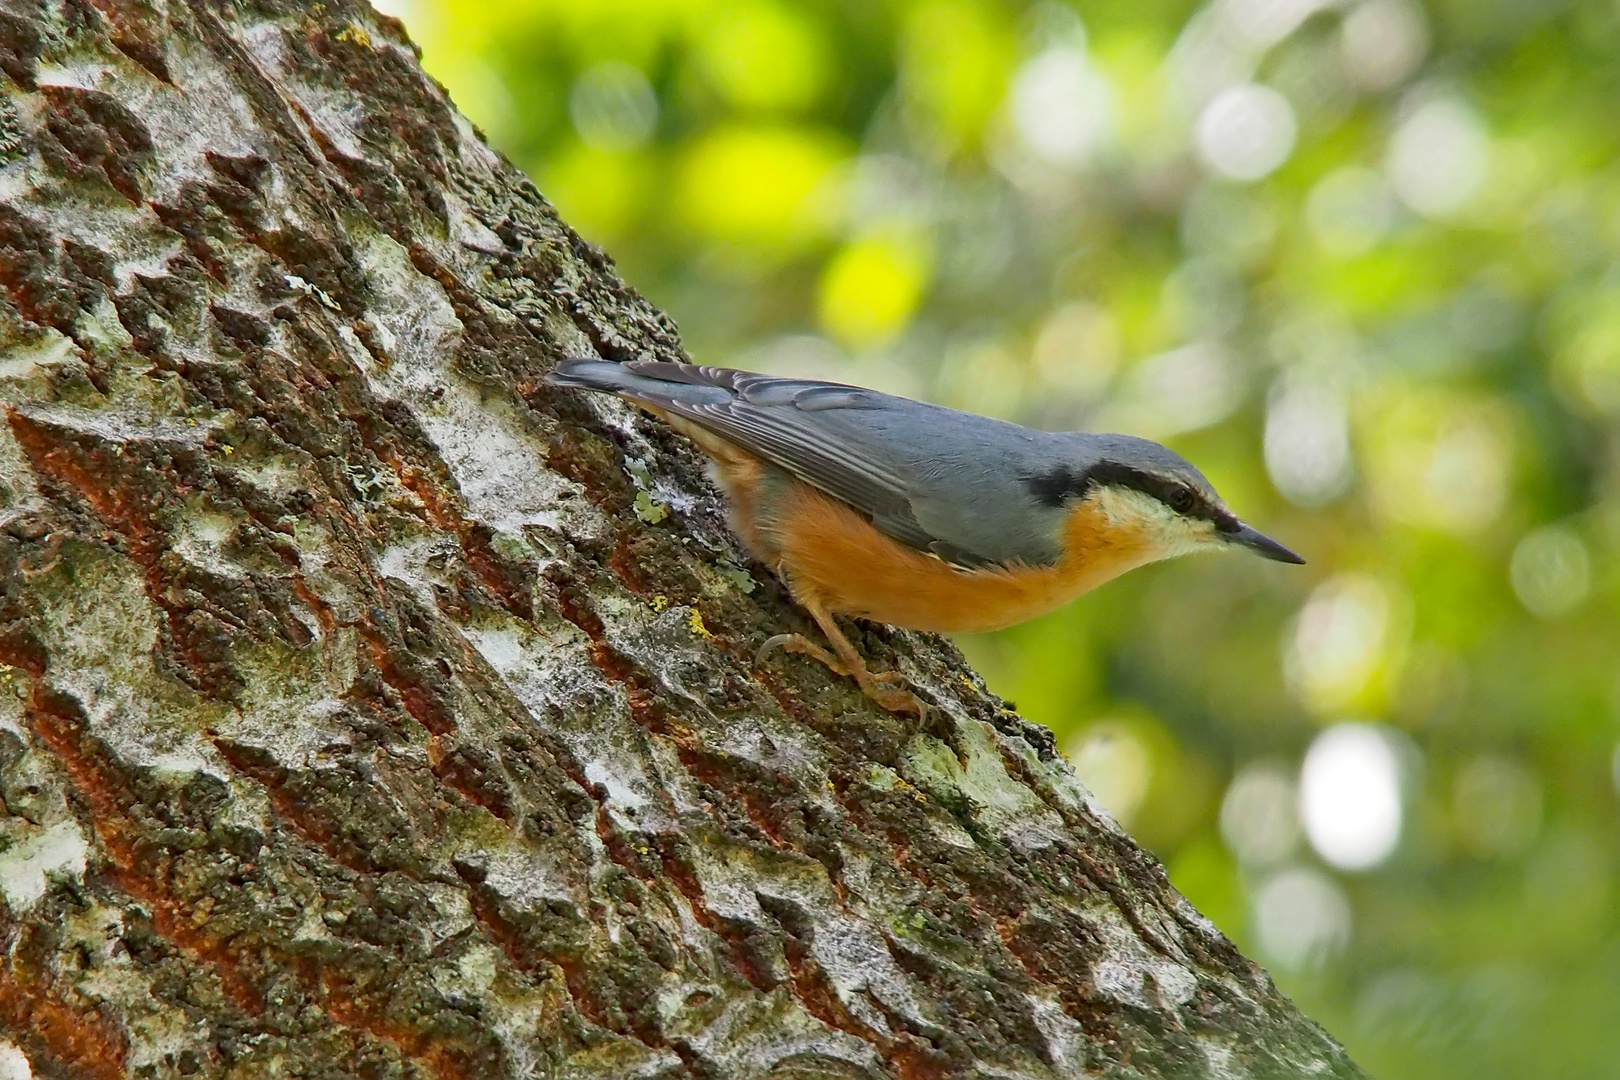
<box><xmin>550</xmin><ymin>359</ymin><xmax>1135</xmax><ymax>568</ymax></box>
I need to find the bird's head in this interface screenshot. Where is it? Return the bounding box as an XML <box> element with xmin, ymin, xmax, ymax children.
<box><xmin>1027</xmin><ymin>433</ymin><xmax>1305</xmax><ymax>568</ymax></box>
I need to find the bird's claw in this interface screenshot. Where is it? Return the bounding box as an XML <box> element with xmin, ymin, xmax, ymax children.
<box><xmin>756</xmin><ymin>632</ymin><xmax>850</xmax><ymax>676</ymax></box>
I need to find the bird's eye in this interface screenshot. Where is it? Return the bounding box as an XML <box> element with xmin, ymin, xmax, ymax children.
<box><xmin>1168</xmin><ymin>487</ymin><xmax>1196</xmax><ymax>513</ymax></box>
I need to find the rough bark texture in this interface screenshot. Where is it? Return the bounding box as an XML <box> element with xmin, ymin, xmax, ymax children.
<box><xmin>0</xmin><ymin>2</ymin><xmax>1364</xmax><ymax>1078</ymax></box>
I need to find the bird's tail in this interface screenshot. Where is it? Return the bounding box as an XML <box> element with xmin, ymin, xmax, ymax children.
<box><xmin>546</xmin><ymin>358</ymin><xmax>644</xmax><ymax>393</ymax></box>
<box><xmin>547</xmin><ymin>358</ymin><xmax>736</xmax><ymax>407</ymax></box>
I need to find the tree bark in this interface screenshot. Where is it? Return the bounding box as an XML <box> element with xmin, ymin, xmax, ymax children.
<box><xmin>0</xmin><ymin>2</ymin><xmax>1363</xmax><ymax>1077</ymax></box>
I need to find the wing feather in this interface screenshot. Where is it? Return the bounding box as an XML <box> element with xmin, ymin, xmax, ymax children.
<box><xmin>600</xmin><ymin>361</ymin><xmax>977</xmax><ymax>563</ymax></box>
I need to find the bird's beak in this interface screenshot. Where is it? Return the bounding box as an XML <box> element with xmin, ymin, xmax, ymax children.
<box><xmin>1226</xmin><ymin>522</ymin><xmax>1306</xmax><ymax>564</ymax></box>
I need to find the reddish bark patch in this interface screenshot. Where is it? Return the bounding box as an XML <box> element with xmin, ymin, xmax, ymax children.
<box><xmin>26</xmin><ymin>688</ymin><xmax>265</xmax><ymax>1016</ymax></box>
<box><xmin>0</xmin><ymin>964</ymin><xmax>129</xmax><ymax>1080</ymax></box>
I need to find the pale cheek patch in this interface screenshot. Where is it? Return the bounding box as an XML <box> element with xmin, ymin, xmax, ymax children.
<box><xmin>1089</xmin><ymin>488</ymin><xmax>1221</xmax><ymax>560</ymax></box>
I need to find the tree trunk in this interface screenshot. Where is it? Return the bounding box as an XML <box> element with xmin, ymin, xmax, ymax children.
<box><xmin>0</xmin><ymin>2</ymin><xmax>1363</xmax><ymax>1077</ymax></box>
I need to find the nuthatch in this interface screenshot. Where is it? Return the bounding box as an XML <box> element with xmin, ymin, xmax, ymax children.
<box><xmin>550</xmin><ymin>359</ymin><xmax>1304</xmax><ymax>715</ymax></box>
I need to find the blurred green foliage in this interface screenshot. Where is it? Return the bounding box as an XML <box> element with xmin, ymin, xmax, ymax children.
<box><xmin>393</xmin><ymin>0</ymin><xmax>1620</xmax><ymax>1073</ymax></box>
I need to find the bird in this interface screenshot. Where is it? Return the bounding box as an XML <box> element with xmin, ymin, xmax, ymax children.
<box><xmin>548</xmin><ymin>358</ymin><xmax>1304</xmax><ymax>716</ymax></box>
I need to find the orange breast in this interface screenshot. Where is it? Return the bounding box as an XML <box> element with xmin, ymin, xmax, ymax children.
<box><xmin>767</xmin><ymin>477</ymin><xmax>1158</xmax><ymax>634</ymax></box>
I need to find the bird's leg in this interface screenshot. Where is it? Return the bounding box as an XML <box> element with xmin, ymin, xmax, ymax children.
<box><xmin>808</xmin><ymin>606</ymin><xmax>925</xmax><ymax>716</ymax></box>
<box><xmin>758</xmin><ymin>599</ymin><xmax>924</xmax><ymax>717</ymax></box>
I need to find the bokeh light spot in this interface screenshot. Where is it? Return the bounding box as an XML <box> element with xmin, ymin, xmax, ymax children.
<box><xmin>1098</xmin><ymin>342</ymin><xmax>1242</xmax><ymax>439</ymax></box>
<box><xmin>1285</xmin><ymin>576</ymin><xmax>1398</xmax><ymax>714</ymax></box>
<box><xmin>1265</xmin><ymin>381</ymin><xmax>1353</xmax><ymax>507</ymax></box>
<box><xmin>1340</xmin><ymin>0</ymin><xmax>1428</xmax><ymax>92</ymax></box>
<box><xmin>570</xmin><ymin>62</ymin><xmax>658</xmax><ymax>150</ymax></box>
<box><xmin>697</xmin><ymin>2</ymin><xmax>829</xmax><ymax>112</ymax></box>
<box><xmin>1065</xmin><ymin>723</ymin><xmax>1153</xmax><ymax>828</ymax></box>
<box><xmin>1195</xmin><ymin>83</ymin><xmax>1297</xmax><ymax>182</ymax></box>
<box><xmin>676</xmin><ymin>124</ymin><xmax>849</xmax><ymax>254</ymax></box>
<box><xmin>1300</xmin><ymin>723</ymin><xmax>1403</xmax><ymax>871</ymax></box>
<box><xmin>1220</xmin><ymin>762</ymin><xmax>1301</xmax><ymax>867</ymax></box>
<box><xmin>1509</xmin><ymin>526</ymin><xmax>1591</xmax><ymax>620</ymax></box>
<box><xmin>1366</xmin><ymin>393</ymin><xmax>1512</xmax><ymax>534</ymax></box>
<box><xmin>1556</xmin><ymin>306</ymin><xmax>1620</xmax><ymax>416</ymax></box>
<box><xmin>1252</xmin><ymin>866</ymin><xmax>1352</xmax><ymax>971</ymax></box>
<box><xmin>1388</xmin><ymin>98</ymin><xmax>1487</xmax><ymax>217</ymax></box>
<box><xmin>901</xmin><ymin>0</ymin><xmax>1014</xmax><ymax>154</ymax></box>
<box><xmin>817</xmin><ymin>232</ymin><xmax>931</xmax><ymax>350</ymax></box>
<box><xmin>1010</xmin><ymin>45</ymin><xmax>1115</xmax><ymax>169</ymax></box>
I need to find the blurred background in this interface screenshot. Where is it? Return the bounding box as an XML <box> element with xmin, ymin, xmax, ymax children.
<box><xmin>377</xmin><ymin>0</ymin><xmax>1620</xmax><ymax>1074</ymax></box>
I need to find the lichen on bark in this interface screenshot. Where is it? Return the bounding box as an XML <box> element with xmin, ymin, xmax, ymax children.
<box><xmin>0</xmin><ymin>2</ymin><xmax>1364</xmax><ymax>1078</ymax></box>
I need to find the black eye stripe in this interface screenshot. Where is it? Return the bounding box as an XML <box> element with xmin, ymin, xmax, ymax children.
<box><xmin>1024</xmin><ymin>462</ymin><xmax>1230</xmax><ymax>526</ymax></box>
<box><xmin>1024</xmin><ymin>466</ymin><xmax>1083</xmax><ymax>507</ymax></box>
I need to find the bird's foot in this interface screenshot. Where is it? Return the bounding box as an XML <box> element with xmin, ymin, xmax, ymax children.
<box><xmin>756</xmin><ymin>633</ymin><xmax>924</xmax><ymax>717</ymax></box>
